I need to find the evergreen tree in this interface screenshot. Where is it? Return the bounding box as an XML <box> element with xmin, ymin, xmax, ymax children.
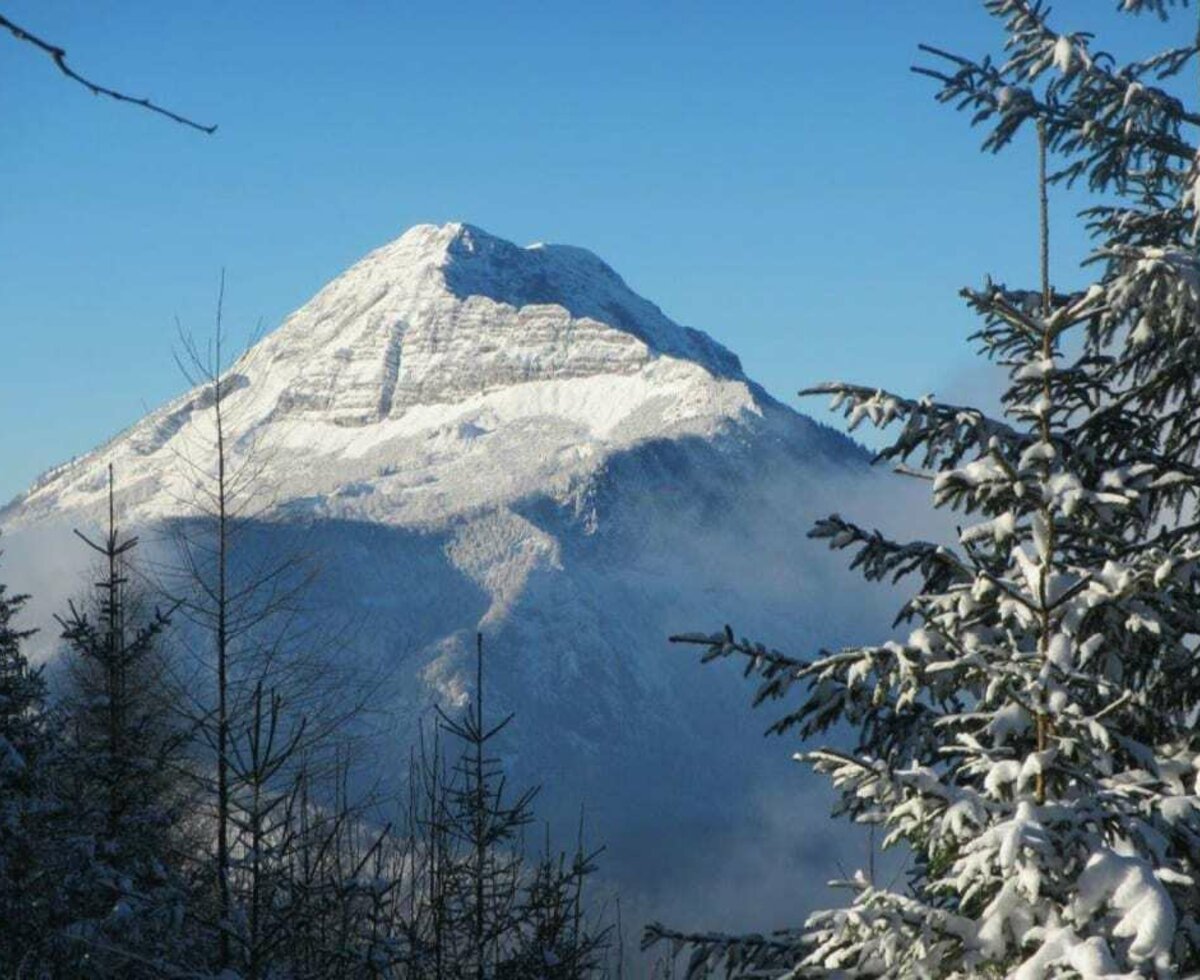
<box><xmin>54</xmin><ymin>466</ymin><xmax>196</xmax><ymax>974</ymax></box>
<box><xmin>389</xmin><ymin>633</ymin><xmax>612</xmax><ymax>980</ymax></box>
<box><xmin>437</xmin><ymin>633</ymin><xmax>539</xmax><ymax>980</ymax></box>
<box><xmin>504</xmin><ymin>820</ymin><xmax>609</xmax><ymax>980</ymax></box>
<box><xmin>0</xmin><ymin>548</ymin><xmax>51</xmax><ymax>973</ymax></box>
<box><xmin>651</xmin><ymin>2</ymin><xmax>1200</xmax><ymax>975</ymax></box>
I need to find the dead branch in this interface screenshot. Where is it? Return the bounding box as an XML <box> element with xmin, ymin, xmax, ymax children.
<box><xmin>0</xmin><ymin>12</ymin><xmax>216</xmax><ymax>134</ymax></box>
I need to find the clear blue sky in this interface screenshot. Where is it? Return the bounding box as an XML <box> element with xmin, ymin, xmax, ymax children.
<box><xmin>0</xmin><ymin>2</ymin><xmax>1180</xmax><ymax>503</ymax></box>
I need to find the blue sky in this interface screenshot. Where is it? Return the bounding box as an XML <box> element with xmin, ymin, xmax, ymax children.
<box><xmin>0</xmin><ymin>2</ymin><xmax>1180</xmax><ymax>503</ymax></box>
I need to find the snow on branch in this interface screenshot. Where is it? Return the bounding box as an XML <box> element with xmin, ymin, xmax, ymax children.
<box><xmin>913</xmin><ymin>0</ymin><xmax>1198</xmax><ymax>195</ymax></box>
<box><xmin>810</xmin><ymin>514</ymin><xmax>971</xmax><ymax>591</ymax></box>
<box><xmin>801</xmin><ymin>381</ymin><xmax>1029</xmax><ymax>471</ymax></box>
<box><xmin>669</xmin><ymin>625</ymin><xmax>810</xmax><ymax>706</ymax></box>
<box><xmin>663</xmin><ymin>3</ymin><xmax>1200</xmax><ymax>975</ymax></box>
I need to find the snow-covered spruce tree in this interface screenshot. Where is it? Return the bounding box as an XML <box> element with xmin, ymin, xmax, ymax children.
<box><xmin>649</xmin><ymin>2</ymin><xmax>1200</xmax><ymax>976</ymax></box>
<box><xmin>53</xmin><ymin>466</ymin><xmax>196</xmax><ymax>974</ymax></box>
<box><xmin>0</xmin><ymin>548</ymin><xmax>53</xmax><ymax>972</ymax></box>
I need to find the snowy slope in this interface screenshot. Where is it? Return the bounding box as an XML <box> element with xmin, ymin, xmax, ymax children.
<box><xmin>6</xmin><ymin>223</ymin><xmax>765</xmax><ymax>530</ymax></box>
<box><xmin>1</xmin><ymin>223</ymin><xmax>886</xmax><ymax>927</ymax></box>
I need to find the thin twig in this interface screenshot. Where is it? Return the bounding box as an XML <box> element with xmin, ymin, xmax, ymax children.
<box><xmin>0</xmin><ymin>12</ymin><xmax>216</xmax><ymax>134</ymax></box>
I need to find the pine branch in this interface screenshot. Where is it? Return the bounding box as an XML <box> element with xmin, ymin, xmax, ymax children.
<box><xmin>809</xmin><ymin>514</ymin><xmax>972</xmax><ymax>591</ymax></box>
<box><xmin>801</xmin><ymin>382</ymin><xmax>1030</xmax><ymax>470</ymax></box>
<box><xmin>641</xmin><ymin>922</ymin><xmax>806</xmax><ymax>980</ymax></box>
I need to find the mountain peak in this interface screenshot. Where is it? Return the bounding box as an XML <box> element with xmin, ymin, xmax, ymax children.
<box><xmin>388</xmin><ymin>220</ymin><xmax>485</xmax><ymax>257</ymax></box>
<box><xmin>5</xmin><ymin>223</ymin><xmax>777</xmax><ymax>528</ymax></box>
<box><xmin>243</xmin><ymin>222</ymin><xmax>743</xmax><ymax>428</ymax></box>
<box><xmin>369</xmin><ymin>222</ymin><xmax>737</xmax><ymax>371</ymax></box>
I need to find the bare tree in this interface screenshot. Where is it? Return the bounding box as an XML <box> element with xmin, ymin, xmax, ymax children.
<box><xmin>156</xmin><ymin>273</ymin><xmax>373</xmax><ymax>974</ymax></box>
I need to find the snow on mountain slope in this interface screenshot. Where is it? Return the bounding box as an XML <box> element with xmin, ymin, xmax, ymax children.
<box><xmin>1</xmin><ymin>223</ymin><xmax>890</xmax><ymax>928</ymax></box>
<box><xmin>8</xmin><ymin>223</ymin><xmax>780</xmax><ymax>529</ymax></box>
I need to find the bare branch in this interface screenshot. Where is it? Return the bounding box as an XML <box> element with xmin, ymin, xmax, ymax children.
<box><xmin>0</xmin><ymin>12</ymin><xmax>217</xmax><ymax>134</ymax></box>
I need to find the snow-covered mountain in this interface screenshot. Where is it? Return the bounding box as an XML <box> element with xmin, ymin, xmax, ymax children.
<box><xmin>1</xmin><ymin>223</ymin><xmax>889</xmax><ymax>926</ymax></box>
